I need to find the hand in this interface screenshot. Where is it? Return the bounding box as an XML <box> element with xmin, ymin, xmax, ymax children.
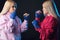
<box><xmin>35</xmin><ymin>10</ymin><xmax>43</xmax><ymax>18</ymax></box>
<box><xmin>23</xmin><ymin>13</ymin><xmax>30</xmax><ymax>20</ymax></box>
<box><xmin>32</xmin><ymin>20</ymin><xmax>40</xmax><ymax>28</ymax></box>
<box><xmin>35</xmin><ymin>10</ymin><xmax>42</xmax><ymax>14</ymax></box>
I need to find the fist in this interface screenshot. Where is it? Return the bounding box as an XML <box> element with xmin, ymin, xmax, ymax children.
<box><xmin>23</xmin><ymin>13</ymin><xmax>29</xmax><ymax>17</ymax></box>
<box><xmin>32</xmin><ymin>20</ymin><xmax>40</xmax><ymax>28</ymax></box>
<box><xmin>23</xmin><ymin>13</ymin><xmax>30</xmax><ymax>20</ymax></box>
<box><xmin>35</xmin><ymin>10</ymin><xmax>42</xmax><ymax>14</ymax></box>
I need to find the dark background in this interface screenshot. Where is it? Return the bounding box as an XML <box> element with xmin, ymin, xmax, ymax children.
<box><xmin>0</xmin><ymin>0</ymin><xmax>60</xmax><ymax>18</ymax></box>
<box><xmin>0</xmin><ymin>0</ymin><xmax>60</xmax><ymax>22</ymax></box>
<box><xmin>0</xmin><ymin>0</ymin><xmax>60</xmax><ymax>40</ymax></box>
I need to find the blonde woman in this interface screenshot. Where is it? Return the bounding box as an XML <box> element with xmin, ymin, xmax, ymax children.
<box><xmin>0</xmin><ymin>1</ymin><xmax>16</xmax><ymax>40</ymax></box>
<box><xmin>32</xmin><ymin>0</ymin><xmax>59</xmax><ymax>40</ymax></box>
<box><xmin>0</xmin><ymin>0</ymin><xmax>29</xmax><ymax>40</ymax></box>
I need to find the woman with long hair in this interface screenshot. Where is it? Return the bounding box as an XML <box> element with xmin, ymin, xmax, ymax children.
<box><xmin>0</xmin><ymin>1</ymin><xmax>17</xmax><ymax>40</ymax></box>
<box><xmin>0</xmin><ymin>0</ymin><xmax>29</xmax><ymax>40</ymax></box>
<box><xmin>32</xmin><ymin>0</ymin><xmax>59</xmax><ymax>40</ymax></box>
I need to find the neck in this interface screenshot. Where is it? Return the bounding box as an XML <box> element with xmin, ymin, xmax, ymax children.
<box><xmin>47</xmin><ymin>13</ymin><xmax>54</xmax><ymax>17</ymax></box>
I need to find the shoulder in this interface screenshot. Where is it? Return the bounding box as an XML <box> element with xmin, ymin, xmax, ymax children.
<box><xmin>0</xmin><ymin>15</ymin><xmax>7</xmax><ymax>24</ymax></box>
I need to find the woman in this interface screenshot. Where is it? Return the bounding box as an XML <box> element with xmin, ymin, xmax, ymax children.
<box><xmin>0</xmin><ymin>0</ymin><xmax>29</xmax><ymax>40</ymax></box>
<box><xmin>32</xmin><ymin>0</ymin><xmax>59</xmax><ymax>40</ymax></box>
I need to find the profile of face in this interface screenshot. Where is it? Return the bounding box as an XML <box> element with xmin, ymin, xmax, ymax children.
<box><xmin>9</xmin><ymin>3</ymin><xmax>17</xmax><ymax>13</ymax></box>
<box><xmin>42</xmin><ymin>3</ymin><xmax>48</xmax><ymax>16</ymax></box>
<box><xmin>9</xmin><ymin>2</ymin><xmax>17</xmax><ymax>19</ymax></box>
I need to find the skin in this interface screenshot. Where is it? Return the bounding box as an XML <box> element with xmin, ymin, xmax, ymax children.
<box><xmin>42</xmin><ymin>4</ymin><xmax>48</xmax><ymax>16</ymax></box>
<box><xmin>9</xmin><ymin>3</ymin><xmax>16</xmax><ymax>14</ymax></box>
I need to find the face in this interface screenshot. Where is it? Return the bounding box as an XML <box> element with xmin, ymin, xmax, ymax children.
<box><xmin>42</xmin><ymin>4</ymin><xmax>48</xmax><ymax>16</ymax></box>
<box><xmin>9</xmin><ymin>3</ymin><xmax>17</xmax><ymax>13</ymax></box>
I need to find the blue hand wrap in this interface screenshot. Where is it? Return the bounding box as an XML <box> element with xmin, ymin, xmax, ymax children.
<box><xmin>35</xmin><ymin>13</ymin><xmax>43</xmax><ymax>18</ymax></box>
<box><xmin>24</xmin><ymin>15</ymin><xmax>30</xmax><ymax>20</ymax></box>
<box><xmin>32</xmin><ymin>20</ymin><xmax>40</xmax><ymax>28</ymax></box>
<box><xmin>10</xmin><ymin>11</ymin><xmax>16</xmax><ymax>19</ymax></box>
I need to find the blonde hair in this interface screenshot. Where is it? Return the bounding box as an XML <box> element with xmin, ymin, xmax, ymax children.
<box><xmin>0</xmin><ymin>1</ymin><xmax>16</xmax><ymax>15</ymax></box>
<box><xmin>42</xmin><ymin>0</ymin><xmax>58</xmax><ymax>19</ymax></box>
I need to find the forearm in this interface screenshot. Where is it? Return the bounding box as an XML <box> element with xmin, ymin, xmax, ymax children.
<box><xmin>32</xmin><ymin>13</ymin><xmax>44</xmax><ymax>28</ymax></box>
<box><xmin>20</xmin><ymin>20</ymin><xmax>28</xmax><ymax>32</ymax></box>
<box><xmin>35</xmin><ymin>13</ymin><xmax>44</xmax><ymax>22</ymax></box>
